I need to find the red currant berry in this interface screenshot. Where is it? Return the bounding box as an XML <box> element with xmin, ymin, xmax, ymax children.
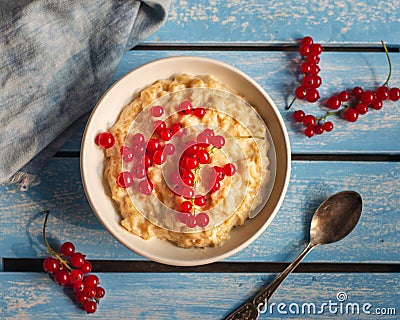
<box><xmin>210</xmin><ymin>135</ymin><xmax>225</xmax><ymax>148</ymax></box>
<box><xmin>344</xmin><ymin>108</ymin><xmax>359</xmax><ymax>122</ymax></box>
<box><xmin>389</xmin><ymin>87</ymin><xmax>400</xmax><ymax>101</ymax></box>
<box><xmin>131</xmin><ymin>164</ymin><xmax>146</xmax><ymax>179</ymax></box>
<box><xmin>308</xmin><ymin>64</ymin><xmax>320</xmax><ymax>75</ymax></box>
<box><xmin>326</xmin><ymin>96</ymin><xmax>341</xmax><ymax>110</ymax></box>
<box><xmin>300</xmin><ymin>62</ymin><xmax>312</xmax><ymax>73</ymax></box>
<box><xmin>196</xmin><ymin>149</ymin><xmax>210</xmax><ymax>164</ymax></box>
<box><xmin>80</xmin><ymin>260</ymin><xmax>92</xmax><ymax>274</ymax></box>
<box><xmin>213</xmin><ymin>166</ymin><xmax>225</xmax><ymax>181</ymax></box>
<box><xmin>375</xmin><ymin>86</ymin><xmax>389</xmax><ymax>101</ymax></box>
<box><xmin>314</xmin><ymin>124</ymin><xmax>324</xmax><ymax>135</ymax></box>
<box><xmin>132</xmin><ymin>144</ymin><xmax>145</xmax><ymax>158</ymax></box>
<box><xmin>361</xmin><ymin>90</ymin><xmax>375</xmax><ymax>104</ymax></box>
<box><xmin>310</xmin><ymin>43</ymin><xmax>322</xmax><ymax>55</ymax></box>
<box><xmin>54</xmin><ymin>270</ymin><xmax>70</xmax><ymax>286</ymax></box>
<box><xmin>195</xmin><ymin>212</ymin><xmax>209</xmax><ymax>227</ymax></box>
<box><xmin>302</xmin><ymin>75</ymin><xmax>318</xmax><ymax>88</ymax></box>
<box><xmin>185</xmin><ymin>156</ymin><xmax>199</xmax><ymax>170</ymax></box>
<box><xmin>186</xmin><ymin>214</ymin><xmax>197</xmax><ymax>228</ymax></box>
<box><xmin>181</xmin><ymin>186</ymin><xmax>195</xmax><ymax>200</ymax></box>
<box><xmin>210</xmin><ymin>181</ymin><xmax>221</xmax><ymax>193</ymax></box>
<box><xmin>293</xmin><ymin>110</ymin><xmax>305</xmax><ymax>122</ymax></box>
<box><xmin>116</xmin><ymin>171</ymin><xmax>133</xmax><ymax>188</ymax></box>
<box><xmin>95</xmin><ymin>132</ymin><xmax>115</xmax><ymax>149</ymax></box>
<box><xmin>59</xmin><ymin>242</ymin><xmax>75</xmax><ymax>256</ymax></box>
<box><xmin>76</xmin><ymin>292</ymin><xmax>88</xmax><ymax>304</ymax></box>
<box><xmin>322</xmin><ymin>121</ymin><xmax>334</xmax><ymax>132</ymax></box>
<box><xmin>371</xmin><ymin>100</ymin><xmax>383</xmax><ymax>110</ymax></box>
<box><xmin>194</xmin><ymin>195</ymin><xmax>207</xmax><ymax>207</ymax></box>
<box><xmin>83</xmin><ymin>300</ymin><xmax>97</xmax><ymax>314</ymax></box>
<box><xmin>180</xmin><ymin>201</ymin><xmax>193</xmax><ymax>213</ymax></box>
<box><xmin>305</xmin><ymin>88</ymin><xmax>319</xmax><ymax>103</ymax></box>
<box><xmin>306</xmin><ymin>54</ymin><xmax>320</xmax><ymax>64</ymax></box>
<box><xmin>304</xmin><ymin>126</ymin><xmax>315</xmax><ymax>138</ymax></box>
<box><xmin>43</xmin><ymin>257</ymin><xmax>60</xmax><ymax>273</ymax></box>
<box><xmin>138</xmin><ymin>179</ymin><xmax>153</xmax><ymax>195</ymax></box>
<box><xmin>352</xmin><ymin>86</ymin><xmax>363</xmax><ymax>98</ymax></box>
<box><xmin>197</xmin><ymin>133</ymin><xmax>211</xmax><ymax>148</ymax></box>
<box><xmin>171</xmin><ymin>123</ymin><xmax>184</xmax><ymax>137</ymax></box>
<box><xmin>338</xmin><ymin>91</ymin><xmax>350</xmax><ymax>102</ymax></box>
<box><xmin>120</xmin><ymin>146</ymin><xmax>134</xmax><ymax>163</ymax></box>
<box><xmin>178</xmin><ymin>100</ymin><xmax>193</xmax><ymax>115</ymax></box>
<box><xmin>82</xmin><ymin>287</ymin><xmax>96</xmax><ymax>299</ymax></box>
<box><xmin>146</xmin><ymin>139</ymin><xmax>161</xmax><ymax>155</ymax></box>
<box><xmin>355</xmin><ymin>102</ymin><xmax>368</xmax><ymax>115</ymax></box>
<box><xmin>163</xmin><ymin>143</ymin><xmax>175</xmax><ymax>155</ymax></box>
<box><xmin>295</xmin><ymin>86</ymin><xmax>307</xmax><ymax>99</ymax></box>
<box><xmin>153</xmin><ymin>120</ymin><xmax>166</xmax><ymax>134</ymax></box>
<box><xmin>69</xmin><ymin>269</ymin><xmax>84</xmax><ymax>284</ymax></box>
<box><xmin>142</xmin><ymin>154</ymin><xmax>152</xmax><ymax>169</ymax></box>
<box><xmin>223</xmin><ymin>163</ymin><xmax>237</xmax><ymax>176</ymax></box>
<box><xmin>301</xmin><ymin>36</ymin><xmax>314</xmax><ymax>46</ymax></box>
<box><xmin>303</xmin><ymin>114</ymin><xmax>316</xmax><ymax>127</ymax></box>
<box><xmin>178</xmin><ymin>212</ymin><xmax>190</xmax><ymax>224</ymax></box>
<box><xmin>193</xmin><ymin>107</ymin><xmax>206</xmax><ymax>118</ymax></box>
<box><xmin>150</xmin><ymin>105</ymin><xmax>164</xmax><ymax>117</ymax></box>
<box><xmin>131</xmin><ymin>133</ymin><xmax>145</xmax><ymax>146</ymax></box>
<box><xmin>83</xmin><ymin>274</ymin><xmax>99</xmax><ymax>288</ymax></box>
<box><xmin>73</xmin><ymin>281</ymin><xmax>85</xmax><ymax>293</ymax></box>
<box><xmin>159</xmin><ymin>128</ymin><xmax>172</xmax><ymax>141</ymax></box>
<box><xmin>299</xmin><ymin>44</ymin><xmax>311</xmax><ymax>56</ymax></box>
<box><xmin>181</xmin><ymin>170</ymin><xmax>195</xmax><ymax>186</ymax></box>
<box><xmin>95</xmin><ymin>286</ymin><xmax>106</xmax><ymax>299</ymax></box>
<box><xmin>70</xmin><ymin>252</ymin><xmax>86</xmax><ymax>268</ymax></box>
<box><xmin>152</xmin><ymin>150</ymin><xmax>166</xmax><ymax>165</ymax></box>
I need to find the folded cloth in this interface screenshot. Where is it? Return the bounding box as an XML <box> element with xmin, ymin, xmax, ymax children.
<box><xmin>0</xmin><ymin>0</ymin><xmax>170</xmax><ymax>190</ymax></box>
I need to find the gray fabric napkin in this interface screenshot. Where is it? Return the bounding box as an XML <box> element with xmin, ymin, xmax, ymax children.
<box><xmin>0</xmin><ymin>0</ymin><xmax>170</xmax><ymax>190</ymax></box>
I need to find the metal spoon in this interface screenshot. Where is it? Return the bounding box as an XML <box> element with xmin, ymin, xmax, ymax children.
<box><xmin>225</xmin><ymin>190</ymin><xmax>363</xmax><ymax>320</ymax></box>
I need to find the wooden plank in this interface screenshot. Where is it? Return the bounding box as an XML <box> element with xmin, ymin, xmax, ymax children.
<box><xmin>62</xmin><ymin>50</ymin><xmax>400</xmax><ymax>153</ymax></box>
<box><xmin>0</xmin><ymin>159</ymin><xmax>398</xmax><ymax>264</ymax></box>
<box><xmin>144</xmin><ymin>0</ymin><xmax>400</xmax><ymax>45</ymax></box>
<box><xmin>0</xmin><ymin>272</ymin><xmax>398</xmax><ymax>319</ymax></box>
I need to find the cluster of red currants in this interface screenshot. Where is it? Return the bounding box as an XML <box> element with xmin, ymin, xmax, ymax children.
<box><xmin>96</xmin><ymin>101</ymin><xmax>237</xmax><ymax>228</ymax></box>
<box><xmin>169</xmin><ymin>128</ymin><xmax>236</xmax><ymax>228</ymax></box>
<box><xmin>294</xmin><ymin>36</ymin><xmax>323</xmax><ymax>103</ymax></box>
<box><xmin>42</xmin><ymin>211</ymin><xmax>105</xmax><ymax>314</ymax></box>
<box><xmin>289</xmin><ymin>37</ymin><xmax>399</xmax><ymax>138</ymax></box>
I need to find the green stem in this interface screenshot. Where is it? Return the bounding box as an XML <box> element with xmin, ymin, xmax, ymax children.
<box><xmin>285</xmin><ymin>96</ymin><xmax>297</xmax><ymax>110</ymax></box>
<box><xmin>381</xmin><ymin>40</ymin><xmax>392</xmax><ymax>87</ymax></box>
<box><xmin>43</xmin><ymin>210</ymin><xmax>72</xmax><ymax>271</ymax></box>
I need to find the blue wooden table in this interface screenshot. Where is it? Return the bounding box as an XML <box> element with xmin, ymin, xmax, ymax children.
<box><xmin>1</xmin><ymin>1</ymin><xmax>399</xmax><ymax>319</ymax></box>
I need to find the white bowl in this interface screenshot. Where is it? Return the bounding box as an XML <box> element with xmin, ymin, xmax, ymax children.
<box><xmin>81</xmin><ymin>56</ymin><xmax>291</xmax><ymax>266</ymax></box>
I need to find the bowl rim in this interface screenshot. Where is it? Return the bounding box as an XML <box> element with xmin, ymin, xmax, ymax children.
<box><xmin>80</xmin><ymin>55</ymin><xmax>291</xmax><ymax>266</ymax></box>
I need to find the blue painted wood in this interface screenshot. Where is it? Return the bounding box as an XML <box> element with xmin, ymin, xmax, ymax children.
<box><xmin>0</xmin><ymin>159</ymin><xmax>398</xmax><ymax>263</ymax></box>
<box><xmin>62</xmin><ymin>50</ymin><xmax>400</xmax><ymax>154</ymax></box>
<box><xmin>144</xmin><ymin>0</ymin><xmax>400</xmax><ymax>45</ymax></box>
<box><xmin>0</xmin><ymin>272</ymin><xmax>399</xmax><ymax>319</ymax></box>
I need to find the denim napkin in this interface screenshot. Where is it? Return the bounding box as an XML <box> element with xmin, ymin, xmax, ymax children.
<box><xmin>0</xmin><ymin>0</ymin><xmax>170</xmax><ymax>190</ymax></box>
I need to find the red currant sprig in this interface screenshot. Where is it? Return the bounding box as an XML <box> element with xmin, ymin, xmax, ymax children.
<box><xmin>287</xmin><ymin>36</ymin><xmax>323</xmax><ymax>108</ymax></box>
<box><xmin>42</xmin><ymin>211</ymin><xmax>105</xmax><ymax>314</ymax></box>
<box><xmin>290</xmin><ymin>40</ymin><xmax>398</xmax><ymax>137</ymax></box>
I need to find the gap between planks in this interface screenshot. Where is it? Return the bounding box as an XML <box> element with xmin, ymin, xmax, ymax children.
<box><xmin>131</xmin><ymin>44</ymin><xmax>400</xmax><ymax>53</ymax></box>
<box><xmin>3</xmin><ymin>259</ymin><xmax>400</xmax><ymax>273</ymax></box>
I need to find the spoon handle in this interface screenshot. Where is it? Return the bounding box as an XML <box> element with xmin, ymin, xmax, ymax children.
<box><xmin>225</xmin><ymin>242</ymin><xmax>315</xmax><ymax>320</ymax></box>
<box><xmin>254</xmin><ymin>242</ymin><xmax>315</xmax><ymax>309</ymax></box>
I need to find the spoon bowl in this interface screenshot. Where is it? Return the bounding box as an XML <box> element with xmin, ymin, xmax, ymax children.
<box><xmin>310</xmin><ymin>191</ymin><xmax>363</xmax><ymax>245</ymax></box>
